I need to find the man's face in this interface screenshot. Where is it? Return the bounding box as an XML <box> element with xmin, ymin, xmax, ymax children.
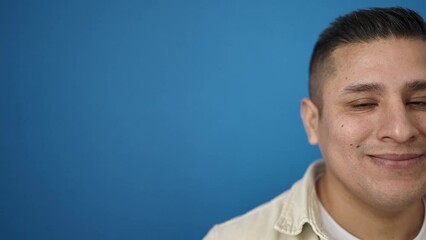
<box><xmin>302</xmin><ymin>38</ymin><xmax>426</xmax><ymax>210</ymax></box>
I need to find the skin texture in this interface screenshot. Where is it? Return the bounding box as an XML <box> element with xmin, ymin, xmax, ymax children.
<box><xmin>301</xmin><ymin>38</ymin><xmax>426</xmax><ymax>240</ymax></box>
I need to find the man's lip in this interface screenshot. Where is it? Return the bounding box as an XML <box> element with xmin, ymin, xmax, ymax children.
<box><xmin>368</xmin><ymin>154</ymin><xmax>424</xmax><ymax>161</ymax></box>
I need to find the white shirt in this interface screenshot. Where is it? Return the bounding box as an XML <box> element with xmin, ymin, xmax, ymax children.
<box><xmin>319</xmin><ymin>199</ymin><xmax>426</xmax><ymax>240</ymax></box>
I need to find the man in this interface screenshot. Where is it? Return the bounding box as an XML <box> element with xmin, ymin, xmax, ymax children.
<box><xmin>204</xmin><ymin>7</ymin><xmax>426</xmax><ymax>240</ymax></box>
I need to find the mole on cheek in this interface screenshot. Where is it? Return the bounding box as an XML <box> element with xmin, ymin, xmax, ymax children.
<box><xmin>356</xmin><ymin>145</ymin><xmax>360</xmax><ymax>148</ymax></box>
<box><xmin>341</xmin><ymin>124</ymin><xmax>344</xmax><ymax>128</ymax></box>
<box><xmin>350</xmin><ymin>144</ymin><xmax>353</xmax><ymax>146</ymax></box>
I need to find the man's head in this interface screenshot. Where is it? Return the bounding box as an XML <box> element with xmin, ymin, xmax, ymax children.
<box><xmin>301</xmin><ymin>7</ymin><xmax>426</xmax><ymax>214</ymax></box>
<box><xmin>309</xmin><ymin>7</ymin><xmax>426</xmax><ymax>114</ymax></box>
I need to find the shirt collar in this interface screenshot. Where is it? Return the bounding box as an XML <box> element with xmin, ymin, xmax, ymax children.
<box><xmin>273</xmin><ymin>160</ymin><xmax>327</xmax><ymax>238</ymax></box>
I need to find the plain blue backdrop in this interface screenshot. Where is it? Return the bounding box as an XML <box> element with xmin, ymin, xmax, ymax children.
<box><xmin>1</xmin><ymin>1</ymin><xmax>426</xmax><ymax>239</ymax></box>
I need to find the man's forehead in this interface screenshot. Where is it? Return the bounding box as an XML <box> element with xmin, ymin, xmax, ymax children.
<box><xmin>330</xmin><ymin>40</ymin><xmax>391</xmax><ymax>69</ymax></box>
<box><xmin>325</xmin><ymin>39</ymin><xmax>426</xmax><ymax>88</ymax></box>
<box><xmin>330</xmin><ymin>38</ymin><xmax>426</xmax><ymax>65</ymax></box>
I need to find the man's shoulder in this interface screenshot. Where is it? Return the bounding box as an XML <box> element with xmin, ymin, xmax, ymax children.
<box><xmin>203</xmin><ymin>161</ymin><xmax>326</xmax><ymax>240</ymax></box>
<box><xmin>203</xmin><ymin>190</ymin><xmax>290</xmax><ymax>240</ymax></box>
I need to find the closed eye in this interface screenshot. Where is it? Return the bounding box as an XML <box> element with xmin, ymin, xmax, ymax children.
<box><xmin>347</xmin><ymin>102</ymin><xmax>378</xmax><ymax>113</ymax></box>
<box><xmin>352</xmin><ymin>103</ymin><xmax>378</xmax><ymax>108</ymax></box>
<box><xmin>348</xmin><ymin>99</ymin><xmax>378</xmax><ymax>110</ymax></box>
<box><xmin>407</xmin><ymin>101</ymin><xmax>426</xmax><ymax>109</ymax></box>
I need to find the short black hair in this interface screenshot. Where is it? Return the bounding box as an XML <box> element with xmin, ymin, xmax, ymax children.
<box><xmin>309</xmin><ymin>7</ymin><xmax>426</xmax><ymax>113</ymax></box>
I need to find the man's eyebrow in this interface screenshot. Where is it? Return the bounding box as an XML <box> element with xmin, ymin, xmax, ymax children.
<box><xmin>405</xmin><ymin>80</ymin><xmax>426</xmax><ymax>91</ymax></box>
<box><xmin>341</xmin><ymin>83</ymin><xmax>384</xmax><ymax>95</ymax></box>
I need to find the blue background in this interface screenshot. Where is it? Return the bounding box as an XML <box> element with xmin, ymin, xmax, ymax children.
<box><xmin>2</xmin><ymin>1</ymin><xmax>425</xmax><ymax>239</ymax></box>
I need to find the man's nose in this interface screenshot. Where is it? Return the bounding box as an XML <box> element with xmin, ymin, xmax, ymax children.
<box><xmin>376</xmin><ymin>104</ymin><xmax>419</xmax><ymax>143</ymax></box>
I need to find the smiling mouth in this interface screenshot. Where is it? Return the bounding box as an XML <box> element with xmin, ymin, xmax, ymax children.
<box><xmin>368</xmin><ymin>154</ymin><xmax>425</xmax><ymax>169</ymax></box>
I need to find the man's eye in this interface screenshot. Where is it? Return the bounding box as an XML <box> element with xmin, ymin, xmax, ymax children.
<box><xmin>407</xmin><ymin>101</ymin><xmax>426</xmax><ymax>109</ymax></box>
<box><xmin>350</xmin><ymin>102</ymin><xmax>377</xmax><ymax>109</ymax></box>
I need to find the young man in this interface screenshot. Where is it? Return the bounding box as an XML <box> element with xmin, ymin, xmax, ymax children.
<box><xmin>204</xmin><ymin>7</ymin><xmax>426</xmax><ymax>240</ymax></box>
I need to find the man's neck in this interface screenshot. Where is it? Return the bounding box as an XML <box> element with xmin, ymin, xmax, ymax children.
<box><xmin>316</xmin><ymin>173</ymin><xmax>425</xmax><ymax>240</ymax></box>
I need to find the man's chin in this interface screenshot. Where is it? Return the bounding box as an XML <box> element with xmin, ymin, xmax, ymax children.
<box><xmin>361</xmin><ymin>185</ymin><xmax>426</xmax><ymax>212</ymax></box>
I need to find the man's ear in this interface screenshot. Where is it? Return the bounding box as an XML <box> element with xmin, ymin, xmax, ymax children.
<box><xmin>301</xmin><ymin>98</ymin><xmax>320</xmax><ymax>145</ymax></box>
